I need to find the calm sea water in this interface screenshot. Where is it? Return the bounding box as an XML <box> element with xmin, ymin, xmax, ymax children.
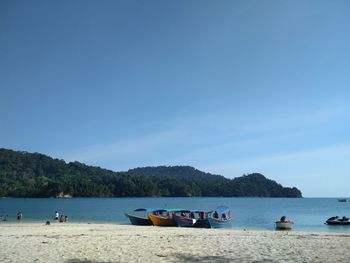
<box><xmin>0</xmin><ymin>197</ymin><xmax>349</xmax><ymax>233</ymax></box>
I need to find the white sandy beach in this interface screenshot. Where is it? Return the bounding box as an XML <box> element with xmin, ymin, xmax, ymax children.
<box><xmin>0</xmin><ymin>223</ymin><xmax>349</xmax><ymax>263</ymax></box>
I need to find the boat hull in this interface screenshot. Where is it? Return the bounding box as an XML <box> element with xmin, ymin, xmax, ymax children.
<box><xmin>149</xmin><ymin>214</ymin><xmax>176</xmax><ymax>226</ymax></box>
<box><xmin>207</xmin><ymin>217</ymin><xmax>232</xmax><ymax>228</ymax></box>
<box><xmin>173</xmin><ymin>215</ymin><xmax>196</xmax><ymax>227</ymax></box>
<box><xmin>125</xmin><ymin>213</ymin><xmax>153</xmax><ymax>226</ymax></box>
<box><xmin>193</xmin><ymin>219</ymin><xmax>211</xmax><ymax>228</ymax></box>
<box><xmin>275</xmin><ymin>221</ymin><xmax>293</xmax><ymax>230</ymax></box>
<box><xmin>173</xmin><ymin>214</ymin><xmax>211</xmax><ymax>228</ymax></box>
<box><xmin>326</xmin><ymin>220</ymin><xmax>350</xmax><ymax>225</ymax></box>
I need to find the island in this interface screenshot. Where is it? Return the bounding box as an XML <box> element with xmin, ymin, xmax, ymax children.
<box><xmin>0</xmin><ymin>148</ymin><xmax>302</xmax><ymax>198</ymax></box>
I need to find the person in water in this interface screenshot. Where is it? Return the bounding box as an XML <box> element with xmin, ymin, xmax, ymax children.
<box><xmin>54</xmin><ymin>211</ymin><xmax>59</xmax><ymax>220</ymax></box>
<box><xmin>17</xmin><ymin>211</ymin><xmax>23</xmax><ymax>220</ymax></box>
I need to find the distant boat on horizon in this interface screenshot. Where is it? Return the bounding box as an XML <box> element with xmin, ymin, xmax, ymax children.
<box><xmin>338</xmin><ymin>199</ymin><xmax>347</xmax><ymax>202</ymax></box>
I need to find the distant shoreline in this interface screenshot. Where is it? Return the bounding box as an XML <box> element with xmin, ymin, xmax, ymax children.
<box><xmin>0</xmin><ymin>148</ymin><xmax>302</xmax><ymax>198</ymax></box>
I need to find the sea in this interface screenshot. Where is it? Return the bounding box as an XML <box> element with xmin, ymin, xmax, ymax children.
<box><xmin>0</xmin><ymin>197</ymin><xmax>349</xmax><ymax>233</ymax></box>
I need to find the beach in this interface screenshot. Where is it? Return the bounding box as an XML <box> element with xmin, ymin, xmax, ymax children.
<box><xmin>0</xmin><ymin>223</ymin><xmax>349</xmax><ymax>263</ymax></box>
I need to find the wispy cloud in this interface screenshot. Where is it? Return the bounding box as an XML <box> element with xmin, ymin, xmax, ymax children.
<box><xmin>58</xmin><ymin>101</ymin><xmax>350</xmax><ymax>185</ymax></box>
<box><xmin>63</xmin><ymin>128</ymin><xmax>187</xmax><ymax>169</ymax></box>
<box><xmin>168</xmin><ymin>101</ymin><xmax>349</xmax><ymax>136</ymax></box>
<box><xmin>200</xmin><ymin>143</ymin><xmax>350</xmax><ymax>174</ymax></box>
<box><xmin>163</xmin><ymin>102</ymin><xmax>350</xmax><ymax>163</ymax></box>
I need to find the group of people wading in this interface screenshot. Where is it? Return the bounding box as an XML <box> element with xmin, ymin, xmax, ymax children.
<box><xmin>54</xmin><ymin>211</ymin><xmax>68</xmax><ymax>222</ymax></box>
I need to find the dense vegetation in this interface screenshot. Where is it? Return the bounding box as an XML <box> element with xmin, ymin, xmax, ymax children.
<box><xmin>0</xmin><ymin>148</ymin><xmax>302</xmax><ymax>198</ymax></box>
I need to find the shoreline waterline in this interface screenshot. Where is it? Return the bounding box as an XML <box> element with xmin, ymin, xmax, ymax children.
<box><xmin>1</xmin><ymin>197</ymin><xmax>349</xmax><ymax>233</ymax></box>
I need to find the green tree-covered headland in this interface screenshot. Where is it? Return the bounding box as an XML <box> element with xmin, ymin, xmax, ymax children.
<box><xmin>0</xmin><ymin>148</ymin><xmax>302</xmax><ymax>198</ymax></box>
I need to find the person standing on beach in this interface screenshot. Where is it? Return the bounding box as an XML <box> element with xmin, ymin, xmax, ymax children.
<box><xmin>59</xmin><ymin>215</ymin><xmax>64</xmax><ymax>222</ymax></box>
<box><xmin>17</xmin><ymin>211</ymin><xmax>22</xmax><ymax>220</ymax></box>
<box><xmin>54</xmin><ymin>211</ymin><xmax>59</xmax><ymax>220</ymax></box>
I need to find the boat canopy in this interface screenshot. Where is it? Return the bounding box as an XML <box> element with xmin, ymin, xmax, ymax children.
<box><xmin>133</xmin><ymin>208</ymin><xmax>147</xmax><ymax>212</ymax></box>
<box><xmin>208</xmin><ymin>206</ymin><xmax>231</xmax><ymax>218</ymax></box>
<box><xmin>174</xmin><ymin>209</ymin><xmax>192</xmax><ymax>212</ymax></box>
<box><xmin>215</xmin><ymin>206</ymin><xmax>230</xmax><ymax>214</ymax></box>
<box><xmin>152</xmin><ymin>208</ymin><xmax>185</xmax><ymax>213</ymax></box>
<box><xmin>133</xmin><ymin>208</ymin><xmax>165</xmax><ymax>212</ymax></box>
<box><xmin>190</xmin><ymin>210</ymin><xmax>207</xmax><ymax>213</ymax></box>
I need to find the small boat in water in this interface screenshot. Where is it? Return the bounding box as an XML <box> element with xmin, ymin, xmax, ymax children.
<box><xmin>338</xmin><ymin>199</ymin><xmax>347</xmax><ymax>202</ymax></box>
<box><xmin>275</xmin><ymin>216</ymin><xmax>294</xmax><ymax>230</ymax></box>
<box><xmin>326</xmin><ymin>216</ymin><xmax>350</xmax><ymax>225</ymax></box>
<box><xmin>125</xmin><ymin>208</ymin><xmax>156</xmax><ymax>225</ymax></box>
<box><xmin>207</xmin><ymin>206</ymin><xmax>232</xmax><ymax>228</ymax></box>
<box><xmin>148</xmin><ymin>208</ymin><xmax>184</xmax><ymax>226</ymax></box>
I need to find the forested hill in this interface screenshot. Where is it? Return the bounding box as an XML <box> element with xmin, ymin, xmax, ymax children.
<box><xmin>0</xmin><ymin>148</ymin><xmax>302</xmax><ymax>198</ymax></box>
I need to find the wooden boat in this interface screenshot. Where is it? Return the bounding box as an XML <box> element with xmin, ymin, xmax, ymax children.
<box><xmin>148</xmin><ymin>209</ymin><xmax>184</xmax><ymax>226</ymax></box>
<box><xmin>326</xmin><ymin>216</ymin><xmax>350</xmax><ymax>225</ymax></box>
<box><xmin>207</xmin><ymin>206</ymin><xmax>232</xmax><ymax>228</ymax></box>
<box><xmin>191</xmin><ymin>210</ymin><xmax>211</xmax><ymax>228</ymax></box>
<box><xmin>173</xmin><ymin>213</ymin><xmax>195</xmax><ymax>227</ymax></box>
<box><xmin>275</xmin><ymin>216</ymin><xmax>294</xmax><ymax>230</ymax></box>
<box><xmin>125</xmin><ymin>208</ymin><xmax>156</xmax><ymax>226</ymax></box>
<box><xmin>193</xmin><ymin>218</ymin><xmax>211</xmax><ymax>228</ymax></box>
<box><xmin>173</xmin><ymin>210</ymin><xmax>209</xmax><ymax>228</ymax></box>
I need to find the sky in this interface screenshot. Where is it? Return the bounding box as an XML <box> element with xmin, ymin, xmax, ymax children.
<box><xmin>1</xmin><ymin>0</ymin><xmax>350</xmax><ymax>197</ymax></box>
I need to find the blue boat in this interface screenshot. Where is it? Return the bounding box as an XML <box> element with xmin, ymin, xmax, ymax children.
<box><xmin>207</xmin><ymin>206</ymin><xmax>232</xmax><ymax>228</ymax></box>
<box><xmin>125</xmin><ymin>208</ymin><xmax>156</xmax><ymax>226</ymax></box>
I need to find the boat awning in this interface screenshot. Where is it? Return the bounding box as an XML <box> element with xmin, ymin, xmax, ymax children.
<box><xmin>134</xmin><ymin>208</ymin><xmax>147</xmax><ymax>212</ymax></box>
<box><xmin>191</xmin><ymin>210</ymin><xmax>207</xmax><ymax>213</ymax></box>
<box><xmin>152</xmin><ymin>208</ymin><xmax>186</xmax><ymax>213</ymax></box>
<box><xmin>212</xmin><ymin>206</ymin><xmax>231</xmax><ymax>214</ymax></box>
<box><xmin>132</xmin><ymin>208</ymin><xmax>164</xmax><ymax>213</ymax></box>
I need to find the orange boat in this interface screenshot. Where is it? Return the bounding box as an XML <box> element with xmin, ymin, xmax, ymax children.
<box><xmin>148</xmin><ymin>209</ymin><xmax>184</xmax><ymax>226</ymax></box>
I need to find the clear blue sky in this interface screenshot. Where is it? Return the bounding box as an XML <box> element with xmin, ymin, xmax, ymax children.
<box><xmin>1</xmin><ymin>0</ymin><xmax>350</xmax><ymax>197</ymax></box>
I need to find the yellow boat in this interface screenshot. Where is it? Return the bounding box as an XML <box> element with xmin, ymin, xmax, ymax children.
<box><xmin>149</xmin><ymin>214</ymin><xmax>175</xmax><ymax>226</ymax></box>
<box><xmin>148</xmin><ymin>209</ymin><xmax>184</xmax><ymax>226</ymax></box>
